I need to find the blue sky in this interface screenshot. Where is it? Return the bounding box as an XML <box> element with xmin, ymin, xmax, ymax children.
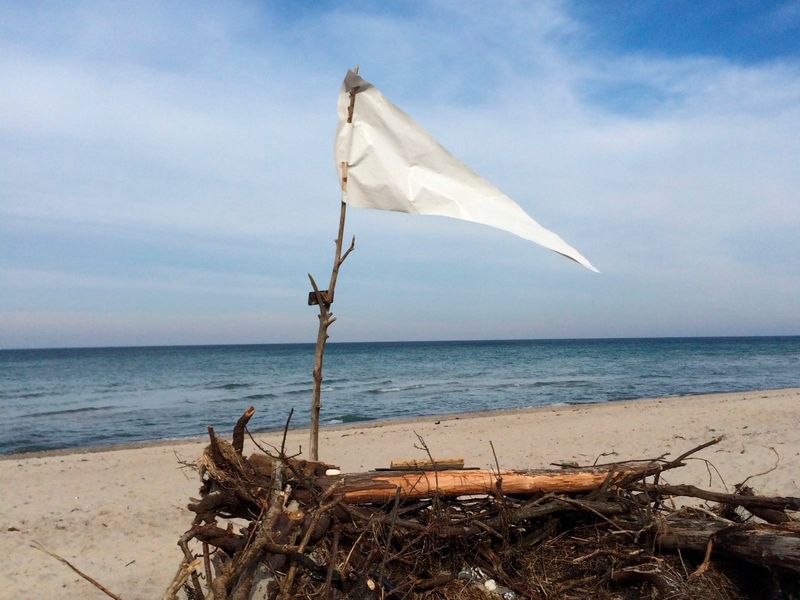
<box><xmin>1</xmin><ymin>1</ymin><xmax>799</xmax><ymax>348</ymax></box>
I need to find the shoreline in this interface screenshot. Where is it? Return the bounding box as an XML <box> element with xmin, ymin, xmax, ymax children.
<box><xmin>3</xmin><ymin>387</ymin><xmax>799</xmax><ymax>599</ymax></box>
<box><xmin>5</xmin><ymin>386</ymin><xmax>799</xmax><ymax>461</ymax></box>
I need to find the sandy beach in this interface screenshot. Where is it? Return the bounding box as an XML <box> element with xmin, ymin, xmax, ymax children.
<box><xmin>2</xmin><ymin>387</ymin><xmax>799</xmax><ymax>599</ymax></box>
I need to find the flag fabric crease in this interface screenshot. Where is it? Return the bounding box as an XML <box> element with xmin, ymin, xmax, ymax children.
<box><xmin>333</xmin><ymin>69</ymin><xmax>598</xmax><ymax>272</ymax></box>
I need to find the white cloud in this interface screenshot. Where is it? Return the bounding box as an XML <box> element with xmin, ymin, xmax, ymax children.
<box><xmin>1</xmin><ymin>1</ymin><xmax>799</xmax><ymax>346</ymax></box>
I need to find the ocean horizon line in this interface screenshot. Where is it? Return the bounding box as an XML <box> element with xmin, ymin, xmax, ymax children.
<box><xmin>3</xmin><ymin>333</ymin><xmax>799</xmax><ymax>353</ymax></box>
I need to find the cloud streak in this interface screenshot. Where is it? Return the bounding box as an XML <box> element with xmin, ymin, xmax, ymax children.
<box><xmin>1</xmin><ymin>1</ymin><xmax>798</xmax><ymax>347</ymax></box>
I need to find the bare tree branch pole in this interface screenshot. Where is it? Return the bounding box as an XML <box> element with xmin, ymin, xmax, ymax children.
<box><xmin>308</xmin><ymin>79</ymin><xmax>360</xmax><ymax>461</ymax></box>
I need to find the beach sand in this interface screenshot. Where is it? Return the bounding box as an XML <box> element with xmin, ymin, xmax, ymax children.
<box><xmin>2</xmin><ymin>387</ymin><xmax>799</xmax><ymax>599</ymax></box>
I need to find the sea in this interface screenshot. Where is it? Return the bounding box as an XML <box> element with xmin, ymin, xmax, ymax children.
<box><xmin>1</xmin><ymin>336</ymin><xmax>799</xmax><ymax>455</ymax></box>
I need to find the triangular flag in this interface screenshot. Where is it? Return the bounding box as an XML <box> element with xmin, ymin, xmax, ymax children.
<box><xmin>334</xmin><ymin>70</ymin><xmax>598</xmax><ymax>272</ymax></box>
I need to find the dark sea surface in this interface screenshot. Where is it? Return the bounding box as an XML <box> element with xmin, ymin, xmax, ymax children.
<box><xmin>1</xmin><ymin>337</ymin><xmax>799</xmax><ymax>455</ymax></box>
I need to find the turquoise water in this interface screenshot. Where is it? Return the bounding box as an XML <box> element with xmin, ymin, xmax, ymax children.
<box><xmin>1</xmin><ymin>337</ymin><xmax>798</xmax><ymax>454</ymax></box>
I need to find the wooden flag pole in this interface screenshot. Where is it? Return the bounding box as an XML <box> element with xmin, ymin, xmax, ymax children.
<box><xmin>307</xmin><ymin>72</ymin><xmax>360</xmax><ymax>461</ymax></box>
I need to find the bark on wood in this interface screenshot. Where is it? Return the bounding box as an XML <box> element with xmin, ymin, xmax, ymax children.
<box><xmin>190</xmin><ymin>524</ymin><xmax>247</xmax><ymax>557</ymax></box>
<box><xmin>232</xmin><ymin>406</ymin><xmax>255</xmax><ymax>455</ymax></box>
<box><xmin>635</xmin><ymin>482</ymin><xmax>800</xmax><ymax>512</ymax></box>
<box><xmin>308</xmin><ymin>462</ymin><xmax>656</xmax><ymax>504</ymax></box>
<box><xmin>248</xmin><ymin>453</ymin><xmax>337</xmax><ymax>478</ymax></box>
<box><xmin>736</xmin><ymin>484</ymin><xmax>795</xmax><ymax>524</ymax></box>
<box><xmin>308</xmin><ymin>268</ymin><xmax>333</xmax><ymax>463</ymax></box>
<box><xmin>387</xmin><ymin>457</ymin><xmax>465</xmax><ymax>470</ymax></box>
<box><xmin>654</xmin><ymin>518</ymin><xmax>800</xmax><ymax>572</ymax></box>
<box><xmin>308</xmin><ymin>83</ymin><xmax>360</xmax><ymax>461</ymax></box>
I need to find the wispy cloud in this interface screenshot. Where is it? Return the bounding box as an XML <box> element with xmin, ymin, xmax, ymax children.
<box><xmin>1</xmin><ymin>1</ymin><xmax>798</xmax><ymax>347</ymax></box>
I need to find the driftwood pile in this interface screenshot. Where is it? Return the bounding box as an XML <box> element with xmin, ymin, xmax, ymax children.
<box><xmin>164</xmin><ymin>408</ymin><xmax>800</xmax><ymax>599</ymax></box>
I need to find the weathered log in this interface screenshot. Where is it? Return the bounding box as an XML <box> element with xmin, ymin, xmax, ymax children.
<box><xmin>654</xmin><ymin>518</ymin><xmax>800</xmax><ymax>572</ymax></box>
<box><xmin>308</xmin><ymin>461</ymin><xmax>657</xmax><ymax>504</ymax></box>
<box><xmin>634</xmin><ymin>482</ymin><xmax>800</xmax><ymax>513</ymax></box>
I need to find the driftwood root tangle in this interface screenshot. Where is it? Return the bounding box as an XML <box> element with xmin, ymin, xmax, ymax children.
<box><xmin>165</xmin><ymin>408</ymin><xmax>800</xmax><ymax>600</ymax></box>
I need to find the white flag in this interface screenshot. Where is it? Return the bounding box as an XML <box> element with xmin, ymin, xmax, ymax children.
<box><xmin>334</xmin><ymin>70</ymin><xmax>598</xmax><ymax>272</ymax></box>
